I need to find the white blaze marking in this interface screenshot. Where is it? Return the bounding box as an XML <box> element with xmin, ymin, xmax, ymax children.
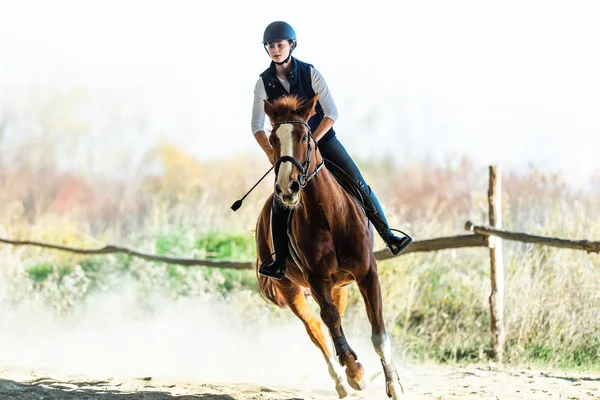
<box><xmin>275</xmin><ymin>124</ymin><xmax>294</xmax><ymax>191</ymax></box>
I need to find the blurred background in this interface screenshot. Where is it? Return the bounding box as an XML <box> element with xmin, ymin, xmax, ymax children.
<box><xmin>0</xmin><ymin>0</ymin><xmax>599</xmax><ymax>387</ymax></box>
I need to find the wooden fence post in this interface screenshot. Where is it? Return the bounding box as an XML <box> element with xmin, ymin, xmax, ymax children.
<box><xmin>488</xmin><ymin>165</ymin><xmax>505</xmax><ymax>362</ymax></box>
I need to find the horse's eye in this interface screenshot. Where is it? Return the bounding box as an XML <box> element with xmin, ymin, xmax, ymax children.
<box><xmin>302</xmin><ymin>136</ymin><xmax>308</xmax><ymax>143</ymax></box>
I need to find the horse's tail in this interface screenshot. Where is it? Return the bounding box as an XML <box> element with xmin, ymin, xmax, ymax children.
<box><xmin>255</xmin><ymin>261</ymin><xmax>287</xmax><ymax>308</ymax></box>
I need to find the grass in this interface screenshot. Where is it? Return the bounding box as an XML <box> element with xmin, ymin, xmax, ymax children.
<box><xmin>26</xmin><ymin>262</ymin><xmax>55</xmax><ymax>282</ymax></box>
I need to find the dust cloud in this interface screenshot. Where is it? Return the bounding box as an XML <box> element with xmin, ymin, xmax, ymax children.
<box><xmin>0</xmin><ymin>279</ymin><xmax>387</xmax><ymax>393</ymax></box>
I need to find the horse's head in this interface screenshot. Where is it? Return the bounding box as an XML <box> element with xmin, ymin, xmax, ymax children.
<box><xmin>264</xmin><ymin>94</ymin><xmax>319</xmax><ymax>208</ymax></box>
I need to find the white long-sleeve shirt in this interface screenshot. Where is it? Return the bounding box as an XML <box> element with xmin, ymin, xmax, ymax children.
<box><xmin>251</xmin><ymin>66</ymin><xmax>338</xmax><ymax>135</ymax></box>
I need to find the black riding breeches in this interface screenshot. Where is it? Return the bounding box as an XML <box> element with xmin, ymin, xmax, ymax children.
<box><xmin>318</xmin><ymin>137</ymin><xmax>371</xmax><ymax>195</ymax></box>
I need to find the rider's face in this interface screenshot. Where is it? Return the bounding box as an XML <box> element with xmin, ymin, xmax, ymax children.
<box><xmin>267</xmin><ymin>40</ymin><xmax>292</xmax><ymax>62</ymax></box>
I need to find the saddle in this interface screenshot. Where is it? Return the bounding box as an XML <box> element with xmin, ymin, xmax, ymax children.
<box><xmin>322</xmin><ymin>158</ymin><xmax>377</xmax><ymax>218</ymax></box>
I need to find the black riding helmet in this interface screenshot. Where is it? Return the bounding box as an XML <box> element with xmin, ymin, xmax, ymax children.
<box><xmin>263</xmin><ymin>21</ymin><xmax>297</xmax><ymax>65</ymax></box>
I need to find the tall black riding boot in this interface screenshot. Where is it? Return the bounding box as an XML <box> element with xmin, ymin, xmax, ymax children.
<box><xmin>258</xmin><ymin>201</ymin><xmax>290</xmax><ymax>280</ymax></box>
<box><xmin>366</xmin><ymin>189</ymin><xmax>412</xmax><ymax>256</ymax></box>
<box><xmin>318</xmin><ymin>137</ymin><xmax>411</xmax><ymax>256</ymax></box>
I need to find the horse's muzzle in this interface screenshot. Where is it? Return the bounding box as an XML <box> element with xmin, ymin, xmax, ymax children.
<box><xmin>277</xmin><ymin>181</ymin><xmax>301</xmax><ymax>207</ymax></box>
<box><xmin>276</xmin><ymin>180</ymin><xmax>301</xmax><ymax>195</ymax></box>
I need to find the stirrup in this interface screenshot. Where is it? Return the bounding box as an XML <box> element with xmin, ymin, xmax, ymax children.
<box><xmin>259</xmin><ymin>254</ymin><xmax>286</xmax><ymax>280</ymax></box>
<box><xmin>387</xmin><ymin>229</ymin><xmax>412</xmax><ymax>256</ymax></box>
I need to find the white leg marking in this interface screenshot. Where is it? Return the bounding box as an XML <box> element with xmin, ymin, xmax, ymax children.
<box><xmin>275</xmin><ymin>124</ymin><xmax>294</xmax><ymax>191</ymax></box>
<box><xmin>327</xmin><ymin>357</ymin><xmax>351</xmax><ymax>398</ymax></box>
<box><xmin>372</xmin><ymin>333</ymin><xmax>393</xmax><ymax>364</ymax></box>
<box><xmin>372</xmin><ymin>333</ymin><xmax>405</xmax><ymax>399</ymax></box>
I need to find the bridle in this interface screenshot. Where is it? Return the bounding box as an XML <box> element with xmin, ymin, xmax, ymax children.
<box><xmin>273</xmin><ymin>120</ymin><xmax>324</xmax><ymax>188</ymax></box>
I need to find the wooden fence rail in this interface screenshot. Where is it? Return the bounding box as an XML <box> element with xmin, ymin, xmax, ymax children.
<box><xmin>1</xmin><ymin>165</ymin><xmax>599</xmax><ymax>362</ymax></box>
<box><xmin>465</xmin><ymin>221</ymin><xmax>600</xmax><ymax>253</ymax></box>
<box><xmin>0</xmin><ymin>234</ymin><xmax>489</xmax><ymax>270</ymax></box>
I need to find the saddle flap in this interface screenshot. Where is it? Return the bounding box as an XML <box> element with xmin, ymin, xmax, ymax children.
<box><xmin>323</xmin><ymin>158</ymin><xmax>377</xmax><ymax>218</ymax></box>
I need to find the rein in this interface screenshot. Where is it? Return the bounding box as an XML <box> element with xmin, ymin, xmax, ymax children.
<box><xmin>273</xmin><ymin>120</ymin><xmax>324</xmax><ymax>188</ymax></box>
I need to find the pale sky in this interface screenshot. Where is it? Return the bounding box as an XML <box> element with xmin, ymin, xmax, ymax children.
<box><xmin>0</xmin><ymin>0</ymin><xmax>599</xmax><ymax>187</ymax></box>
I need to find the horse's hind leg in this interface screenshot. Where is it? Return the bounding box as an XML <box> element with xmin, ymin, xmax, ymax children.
<box><xmin>332</xmin><ymin>286</ymin><xmax>349</xmax><ymax>319</ymax></box>
<box><xmin>278</xmin><ymin>283</ymin><xmax>351</xmax><ymax>398</ymax></box>
<box><xmin>333</xmin><ymin>286</ymin><xmax>368</xmax><ymax>391</ymax></box>
<box><xmin>356</xmin><ymin>264</ymin><xmax>405</xmax><ymax>399</ymax></box>
<box><xmin>308</xmin><ymin>278</ymin><xmax>365</xmax><ymax>393</ymax></box>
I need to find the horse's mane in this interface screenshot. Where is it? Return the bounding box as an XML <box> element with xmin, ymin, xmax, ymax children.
<box><xmin>272</xmin><ymin>95</ymin><xmax>305</xmax><ymax>118</ymax></box>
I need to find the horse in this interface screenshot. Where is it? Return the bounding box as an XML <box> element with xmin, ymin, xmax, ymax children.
<box><xmin>254</xmin><ymin>93</ymin><xmax>406</xmax><ymax>399</ymax></box>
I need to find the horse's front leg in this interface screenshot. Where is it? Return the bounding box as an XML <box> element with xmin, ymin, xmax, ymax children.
<box><xmin>309</xmin><ymin>277</ymin><xmax>366</xmax><ymax>392</ymax></box>
<box><xmin>277</xmin><ymin>282</ymin><xmax>351</xmax><ymax>398</ymax></box>
<box><xmin>357</xmin><ymin>262</ymin><xmax>405</xmax><ymax>399</ymax></box>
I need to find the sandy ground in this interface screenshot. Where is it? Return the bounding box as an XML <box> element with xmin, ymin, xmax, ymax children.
<box><xmin>0</xmin><ymin>363</ymin><xmax>598</xmax><ymax>400</ymax></box>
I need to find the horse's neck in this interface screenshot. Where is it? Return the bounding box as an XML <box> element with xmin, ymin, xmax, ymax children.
<box><xmin>302</xmin><ymin>167</ymin><xmax>348</xmax><ymax>213</ymax></box>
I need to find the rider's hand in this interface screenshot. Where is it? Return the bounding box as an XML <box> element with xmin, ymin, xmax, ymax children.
<box><xmin>267</xmin><ymin>149</ymin><xmax>275</xmax><ymax>165</ymax></box>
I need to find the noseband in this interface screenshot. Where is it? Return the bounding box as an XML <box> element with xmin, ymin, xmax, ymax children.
<box><xmin>273</xmin><ymin>120</ymin><xmax>324</xmax><ymax>188</ymax></box>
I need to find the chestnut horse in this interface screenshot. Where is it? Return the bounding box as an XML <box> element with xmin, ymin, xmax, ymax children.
<box><xmin>255</xmin><ymin>94</ymin><xmax>405</xmax><ymax>399</ymax></box>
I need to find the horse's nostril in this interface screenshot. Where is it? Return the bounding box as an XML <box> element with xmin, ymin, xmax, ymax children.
<box><xmin>275</xmin><ymin>183</ymin><xmax>283</xmax><ymax>195</ymax></box>
<box><xmin>289</xmin><ymin>181</ymin><xmax>300</xmax><ymax>194</ymax></box>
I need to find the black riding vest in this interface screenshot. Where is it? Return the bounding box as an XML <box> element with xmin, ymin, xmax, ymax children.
<box><xmin>260</xmin><ymin>57</ymin><xmax>336</xmax><ymax>143</ymax></box>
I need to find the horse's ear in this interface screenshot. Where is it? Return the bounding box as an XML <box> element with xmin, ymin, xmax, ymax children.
<box><xmin>264</xmin><ymin>99</ymin><xmax>276</xmax><ymax>124</ymax></box>
<box><xmin>299</xmin><ymin>93</ymin><xmax>319</xmax><ymax>121</ymax></box>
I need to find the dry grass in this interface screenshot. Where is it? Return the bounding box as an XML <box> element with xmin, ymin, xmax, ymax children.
<box><xmin>0</xmin><ymin>145</ymin><xmax>599</xmax><ymax>369</ymax></box>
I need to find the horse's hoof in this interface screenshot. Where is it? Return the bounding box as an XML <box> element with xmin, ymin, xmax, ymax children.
<box><xmin>344</xmin><ymin>361</ymin><xmax>364</xmax><ymax>390</ymax></box>
<box><xmin>347</xmin><ymin>375</ymin><xmax>368</xmax><ymax>391</ymax></box>
<box><xmin>386</xmin><ymin>380</ymin><xmax>405</xmax><ymax>399</ymax></box>
<box><xmin>335</xmin><ymin>381</ymin><xmax>351</xmax><ymax>398</ymax></box>
<box><xmin>346</xmin><ymin>360</ymin><xmax>366</xmax><ymax>390</ymax></box>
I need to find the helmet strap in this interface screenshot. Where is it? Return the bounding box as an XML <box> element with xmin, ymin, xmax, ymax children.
<box><xmin>274</xmin><ymin>53</ymin><xmax>293</xmax><ymax>66</ymax></box>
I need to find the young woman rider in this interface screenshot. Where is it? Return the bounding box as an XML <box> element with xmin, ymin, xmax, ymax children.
<box><xmin>252</xmin><ymin>21</ymin><xmax>411</xmax><ymax>279</ymax></box>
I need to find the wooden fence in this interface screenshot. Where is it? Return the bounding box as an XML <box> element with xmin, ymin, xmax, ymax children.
<box><xmin>1</xmin><ymin>165</ymin><xmax>599</xmax><ymax>362</ymax></box>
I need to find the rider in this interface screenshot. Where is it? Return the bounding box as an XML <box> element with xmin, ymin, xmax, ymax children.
<box><xmin>252</xmin><ymin>21</ymin><xmax>411</xmax><ymax>279</ymax></box>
